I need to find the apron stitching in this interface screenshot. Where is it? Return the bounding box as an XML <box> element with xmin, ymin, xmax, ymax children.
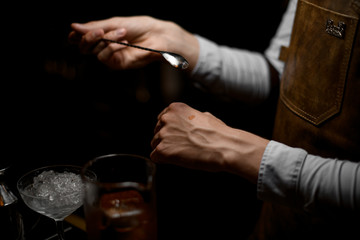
<box><xmin>279</xmin><ymin>1</ymin><xmax>358</xmax><ymax>125</ymax></box>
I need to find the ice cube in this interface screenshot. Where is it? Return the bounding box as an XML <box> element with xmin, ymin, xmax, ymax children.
<box><xmin>29</xmin><ymin>170</ymin><xmax>84</xmax><ymax>207</ymax></box>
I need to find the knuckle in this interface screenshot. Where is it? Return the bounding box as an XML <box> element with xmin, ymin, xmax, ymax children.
<box><xmin>152</xmin><ymin>145</ymin><xmax>164</xmax><ymax>161</ymax></box>
<box><xmin>97</xmin><ymin>53</ymin><xmax>105</xmax><ymax>62</ymax></box>
<box><xmin>159</xmin><ymin>114</ymin><xmax>169</xmax><ymax>124</ymax></box>
<box><xmin>107</xmin><ymin>43</ymin><xmax>118</xmax><ymax>51</ymax></box>
<box><xmin>138</xmin><ymin>15</ymin><xmax>154</xmax><ymax>23</ymax></box>
<box><xmin>157</xmin><ymin>128</ymin><xmax>166</xmax><ymax>140</ymax></box>
<box><xmin>168</xmin><ymin>102</ymin><xmax>186</xmax><ymax>111</ymax></box>
<box><xmin>155</xmin><ymin>142</ymin><xmax>165</xmax><ymax>152</ymax></box>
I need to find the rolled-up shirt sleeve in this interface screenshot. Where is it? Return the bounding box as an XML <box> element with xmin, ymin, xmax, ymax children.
<box><xmin>257</xmin><ymin>140</ymin><xmax>360</xmax><ymax>214</ymax></box>
<box><xmin>189</xmin><ymin>0</ymin><xmax>297</xmax><ymax>103</ymax></box>
<box><xmin>191</xmin><ymin>35</ymin><xmax>271</xmax><ymax>103</ymax></box>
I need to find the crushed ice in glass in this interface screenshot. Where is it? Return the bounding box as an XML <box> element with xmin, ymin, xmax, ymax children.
<box><xmin>26</xmin><ymin>170</ymin><xmax>84</xmax><ymax>206</ymax></box>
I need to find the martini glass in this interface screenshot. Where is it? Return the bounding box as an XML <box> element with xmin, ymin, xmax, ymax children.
<box><xmin>17</xmin><ymin>165</ymin><xmax>96</xmax><ymax>240</ymax></box>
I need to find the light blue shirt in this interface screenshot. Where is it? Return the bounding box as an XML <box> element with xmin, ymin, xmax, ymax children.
<box><xmin>191</xmin><ymin>0</ymin><xmax>360</xmax><ymax>213</ymax></box>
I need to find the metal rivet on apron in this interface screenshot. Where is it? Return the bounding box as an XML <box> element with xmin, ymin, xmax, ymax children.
<box><xmin>326</xmin><ymin>19</ymin><xmax>346</xmax><ymax>38</ymax></box>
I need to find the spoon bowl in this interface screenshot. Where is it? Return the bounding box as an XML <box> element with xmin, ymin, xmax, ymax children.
<box><xmin>102</xmin><ymin>38</ymin><xmax>189</xmax><ymax>70</ymax></box>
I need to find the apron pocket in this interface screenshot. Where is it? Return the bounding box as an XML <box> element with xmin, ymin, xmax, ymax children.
<box><xmin>280</xmin><ymin>0</ymin><xmax>358</xmax><ymax>125</ymax></box>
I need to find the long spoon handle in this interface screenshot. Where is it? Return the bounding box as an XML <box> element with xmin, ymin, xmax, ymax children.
<box><xmin>102</xmin><ymin>38</ymin><xmax>163</xmax><ymax>54</ymax></box>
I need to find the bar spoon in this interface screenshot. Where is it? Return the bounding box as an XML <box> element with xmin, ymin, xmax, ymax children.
<box><xmin>102</xmin><ymin>38</ymin><xmax>189</xmax><ymax>70</ymax></box>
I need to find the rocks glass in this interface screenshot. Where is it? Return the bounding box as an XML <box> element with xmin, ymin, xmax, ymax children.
<box><xmin>81</xmin><ymin>154</ymin><xmax>157</xmax><ymax>240</ymax></box>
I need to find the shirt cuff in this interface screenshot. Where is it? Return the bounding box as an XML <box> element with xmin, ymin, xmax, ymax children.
<box><xmin>257</xmin><ymin>140</ymin><xmax>307</xmax><ymax>207</ymax></box>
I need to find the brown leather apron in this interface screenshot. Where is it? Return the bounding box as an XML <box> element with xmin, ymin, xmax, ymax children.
<box><xmin>251</xmin><ymin>0</ymin><xmax>360</xmax><ymax>239</ymax></box>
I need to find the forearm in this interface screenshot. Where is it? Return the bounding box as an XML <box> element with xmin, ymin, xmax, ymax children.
<box><xmin>258</xmin><ymin>141</ymin><xmax>360</xmax><ymax>214</ymax></box>
<box><xmin>221</xmin><ymin>128</ymin><xmax>269</xmax><ymax>184</ymax></box>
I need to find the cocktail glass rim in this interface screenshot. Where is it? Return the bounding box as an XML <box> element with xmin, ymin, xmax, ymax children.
<box><xmin>80</xmin><ymin>153</ymin><xmax>156</xmax><ymax>191</ymax></box>
<box><xmin>16</xmin><ymin>164</ymin><xmax>96</xmax><ymax>240</ymax></box>
<box><xmin>17</xmin><ymin>164</ymin><xmax>92</xmax><ymax>200</ymax></box>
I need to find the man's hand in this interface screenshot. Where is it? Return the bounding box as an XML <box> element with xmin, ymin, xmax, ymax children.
<box><xmin>69</xmin><ymin>16</ymin><xmax>199</xmax><ymax>70</ymax></box>
<box><xmin>151</xmin><ymin>102</ymin><xmax>269</xmax><ymax>183</ymax></box>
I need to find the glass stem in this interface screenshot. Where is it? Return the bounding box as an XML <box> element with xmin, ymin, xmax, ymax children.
<box><xmin>55</xmin><ymin>220</ymin><xmax>65</xmax><ymax>240</ymax></box>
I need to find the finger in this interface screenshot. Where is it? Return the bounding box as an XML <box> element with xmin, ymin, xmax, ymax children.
<box><xmin>157</xmin><ymin>107</ymin><xmax>169</xmax><ymax>120</ymax></box>
<box><xmin>103</xmin><ymin>28</ymin><xmax>127</xmax><ymax>41</ymax></box>
<box><xmin>150</xmin><ymin>132</ymin><xmax>161</xmax><ymax>150</ymax></box>
<box><xmin>71</xmin><ymin>23</ymin><xmax>89</xmax><ymax>34</ymax></box>
<box><xmin>153</xmin><ymin>120</ymin><xmax>163</xmax><ymax>134</ymax></box>
<box><xmin>79</xmin><ymin>28</ymin><xmax>127</xmax><ymax>55</ymax></box>
<box><xmin>91</xmin><ymin>41</ymin><xmax>107</xmax><ymax>55</ymax></box>
<box><xmin>97</xmin><ymin>41</ymin><xmax>127</xmax><ymax>62</ymax></box>
<box><xmin>71</xmin><ymin>19</ymin><xmax>120</xmax><ymax>34</ymax></box>
<box><xmin>68</xmin><ymin>31</ymin><xmax>82</xmax><ymax>44</ymax></box>
<box><xmin>91</xmin><ymin>28</ymin><xmax>127</xmax><ymax>58</ymax></box>
<box><xmin>79</xmin><ymin>29</ymin><xmax>104</xmax><ymax>54</ymax></box>
<box><xmin>71</xmin><ymin>22</ymin><xmax>109</xmax><ymax>34</ymax></box>
<box><xmin>150</xmin><ymin>148</ymin><xmax>159</xmax><ymax>163</ymax></box>
<box><xmin>150</xmin><ymin>139</ymin><xmax>167</xmax><ymax>164</ymax></box>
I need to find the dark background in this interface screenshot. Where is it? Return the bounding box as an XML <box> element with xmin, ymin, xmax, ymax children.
<box><xmin>3</xmin><ymin>1</ymin><xmax>288</xmax><ymax>239</ymax></box>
